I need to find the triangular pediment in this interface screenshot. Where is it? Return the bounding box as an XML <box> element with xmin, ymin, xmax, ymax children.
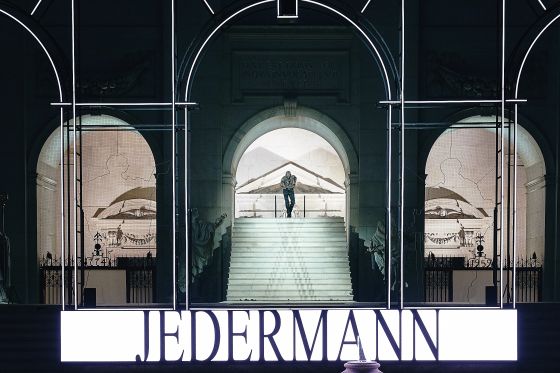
<box><xmin>236</xmin><ymin>162</ymin><xmax>344</xmax><ymax>194</ymax></box>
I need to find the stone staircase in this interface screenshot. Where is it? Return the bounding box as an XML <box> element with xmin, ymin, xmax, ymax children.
<box><xmin>226</xmin><ymin>217</ymin><xmax>353</xmax><ymax>302</ymax></box>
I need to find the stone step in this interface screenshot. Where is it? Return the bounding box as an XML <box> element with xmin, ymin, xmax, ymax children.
<box><xmin>230</xmin><ymin>249</ymin><xmax>349</xmax><ymax>255</ymax></box>
<box><xmin>229</xmin><ymin>268</ymin><xmax>350</xmax><ymax>275</ymax></box>
<box><xmin>228</xmin><ymin>277</ymin><xmax>351</xmax><ymax>284</ymax></box>
<box><xmin>231</xmin><ymin>246</ymin><xmax>347</xmax><ymax>252</ymax></box>
<box><xmin>227</xmin><ymin>273</ymin><xmax>352</xmax><ymax>280</ymax></box>
<box><xmin>225</xmin><ymin>284</ymin><xmax>352</xmax><ymax>296</ymax></box>
<box><xmin>226</xmin><ymin>295</ymin><xmax>354</xmax><ymax>301</ymax></box>
<box><xmin>233</xmin><ymin>231</ymin><xmax>345</xmax><ymax>237</ymax></box>
<box><xmin>229</xmin><ymin>260</ymin><xmax>349</xmax><ymax>267</ymax></box>
<box><xmin>230</xmin><ymin>252</ymin><xmax>348</xmax><ymax>258</ymax></box>
<box><xmin>231</xmin><ymin>241</ymin><xmax>347</xmax><ymax>247</ymax></box>
<box><xmin>232</xmin><ymin>237</ymin><xmax>347</xmax><ymax>243</ymax></box>
<box><xmin>234</xmin><ymin>226</ymin><xmax>346</xmax><ymax>231</ymax></box>
<box><xmin>230</xmin><ymin>257</ymin><xmax>349</xmax><ymax>264</ymax></box>
<box><xmin>233</xmin><ymin>227</ymin><xmax>346</xmax><ymax>233</ymax></box>
<box><xmin>228</xmin><ymin>288</ymin><xmax>352</xmax><ymax>297</ymax></box>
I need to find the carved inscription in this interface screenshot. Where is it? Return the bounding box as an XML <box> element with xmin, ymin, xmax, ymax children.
<box><xmin>232</xmin><ymin>51</ymin><xmax>349</xmax><ymax>101</ymax></box>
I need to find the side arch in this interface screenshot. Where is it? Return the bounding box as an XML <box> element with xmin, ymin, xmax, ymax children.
<box><xmin>423</xmin><ymin>115</ymin><xmax>547</xmax><ymax>303</ymax></box>
<box><xmin>507</xmin><ymin>3</ymin><xmax>560</xmax><ymax>97</ymax></box>
<box><xmin>36</xmin><ymin>114</ymin><xmax>159</xmax><ymax>305</ymax></box>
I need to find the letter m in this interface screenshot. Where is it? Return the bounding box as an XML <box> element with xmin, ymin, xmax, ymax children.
<box><xmin>293</xmin><ymin>310</ymin><xmax>327</xmax><ymax>361</ymax></box>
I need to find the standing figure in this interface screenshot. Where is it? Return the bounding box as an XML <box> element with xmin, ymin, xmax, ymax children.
<box><xmin>280</xmin><ymin>171</ymin><xmax>297</xmax><ymax>218</ymax></box>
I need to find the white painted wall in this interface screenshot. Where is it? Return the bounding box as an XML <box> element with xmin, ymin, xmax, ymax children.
<box><xmin>425</xmin><ymin>119</ymin><xmax>546</xmax><ymax>263</ymax></box>
<box><xmin>37</xmin><ymin>115</ymin><xmax>157</xmax><ymax>264</ymax></box>
<box><xmin>237</xmin><ymin>127</ymin><xmax>345</xmax><ymax>186</ymax></box>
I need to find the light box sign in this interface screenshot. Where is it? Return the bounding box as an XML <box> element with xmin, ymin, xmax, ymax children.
<box><xmin>60</xmin><ymin>309</ymin><xmax>517</xmax><ymax>362</ymax></box>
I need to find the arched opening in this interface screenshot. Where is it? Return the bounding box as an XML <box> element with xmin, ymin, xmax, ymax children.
<box><xmin>214</xmin><ymin>110</ymin><xmax>359</xmax><ymax>303</ymax></box>
<box><xmin>424</xmin><ymin>115</ymin><xmax>545</xmax><ymax>303</ymax></box>
<box><xmin>235</xmin><ymin>126</ymin><xmax>346</xmax><ymax>219</ymax></box>
<box><xmin>37</xmin><ymin>115</ymin><xmax>157</xmax><ymax>306</ymax></box>
<box><xmin>183</xmin><ymin>2</ymin><xmax>390</xmax><ymax>305</ymax></box>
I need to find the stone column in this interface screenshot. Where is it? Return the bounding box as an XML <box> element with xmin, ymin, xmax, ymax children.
<box><xmin>221</xmin><ymin>172</ymin><xmax>236</xmax><ymax>229</ymax></box>
<box><xmin>346</xmin><ymin>172</ymin><xmax>360</xmax><ymax>230</ymax></box>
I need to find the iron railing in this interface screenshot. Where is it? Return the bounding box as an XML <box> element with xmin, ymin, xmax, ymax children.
<box><xmin>424</xmin><ymin>255</ymin><xmax>542</xmax><ymax>303</ymax></box>
<box><xmin>39</xmin><ymin>256</ymin><xmax>156</xmax><ymax>305</ymax></box>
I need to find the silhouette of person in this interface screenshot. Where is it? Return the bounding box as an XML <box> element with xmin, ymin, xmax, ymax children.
<box><xmin>280</xmin><ymin>171</ymin><xmax>297</xmax><ymax>218</ymax></box>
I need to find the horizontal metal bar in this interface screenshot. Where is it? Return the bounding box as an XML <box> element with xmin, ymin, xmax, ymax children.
<box><xmin>62</xmin><ymin>127</ymin><xmax>180</xmax><ymax>132</ymax></box>
<box><xmin>50</xmin><ymin>102</ymin><xmax>198</xmax><ymax>107</ymax></box>
<box><xmin>390</xmin><ymin>122</ymin><xmax>513</xmax><ymax>129</ymax></box>
<box><xmin>379</xmin><ymin>99</ymin><xmax>527</xmax><ymax>105</ymax></box>
<box><xmin>63</xmin><ymin>123</ymin><xmax>181</xmax><ymax>128</ymax></box>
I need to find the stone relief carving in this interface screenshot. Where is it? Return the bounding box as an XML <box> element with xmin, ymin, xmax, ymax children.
<box><xmin>78</xmin><ymin>51</ymin><xmax>153</xmax><ymax>97</ymax></box>
<box><xmin>368</xmin><ymin>219</ymin><xmax>417</xmax><ymax>292</ymax></box>
<box><xmin>178</xmin><ymin>209</ymin><xmax>227</xmax><ymax>293</ymax></box>
<box><xmin>35</xmin><ymin>50</ymin><xmax>155</xmax><ymax>98</ymax></box>
<box><xmin>368</xmin><ymin>220</ymin><xmax>398</xmax><ymax>290</ymax></box>
<box><xmin>425</xmin><ymin>51</ymin><xmax>497</xmax><ymax>98</ymax></box>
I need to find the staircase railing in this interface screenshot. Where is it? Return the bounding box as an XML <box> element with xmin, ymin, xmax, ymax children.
<box><xmin>238</xmin><ymin>194</ymin><xmax>342</xmax><ymax>218</ymax></box>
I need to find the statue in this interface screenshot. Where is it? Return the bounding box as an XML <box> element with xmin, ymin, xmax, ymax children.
<box><xmin>367</xmin><ymin>220</ymin><xmax>399</xmax><ymax>291</ymax></box>
<box><xmin>177</xmin><ymin>209</ymin><xmax>227</xmax><ymax>293</ymax></box>
<box><xmin>0</xmin><ymin>233</ymin><xmax>10</xmax><ymax>304</ymax></box>
<box><xmin>0</xmin><ymin>194</ymin><xmax>10</xmax><ymax>303</ymax></box>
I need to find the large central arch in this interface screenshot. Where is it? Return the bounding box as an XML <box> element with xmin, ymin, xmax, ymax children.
<box><xmin>179</xmin><ymin>0</ymin><xmax>397</xmax><ymax>101</ymax></box>
<box><xmin>179</xmin><ymin>0</ymin><xmax>395</xmax><ymax>305</ymax></box>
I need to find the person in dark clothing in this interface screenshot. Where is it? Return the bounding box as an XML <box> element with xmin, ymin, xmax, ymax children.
<box><xmin>280</xmin><ymin>171</ymin><xmax>297</xmax><ymax>218</ymax></box>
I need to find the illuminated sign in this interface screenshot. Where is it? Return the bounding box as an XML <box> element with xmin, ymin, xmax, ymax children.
<box><xmin>60</xmin><ymin>309</ymin><xmax>517</xmax><ymax>362</ymax></box>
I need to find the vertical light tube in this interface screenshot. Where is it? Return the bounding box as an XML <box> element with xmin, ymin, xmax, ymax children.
<box><xmin>500</xmin><ymin>0</ymin><xmax>505</xmax><ymax>309</ymax></box>
<box><xmin>71</xmin><ymin>0</ymin><xmax>78</xmax><ymax>310</ymax></box>
<box><xmin>184</xmin><ymin>109</ymin><xmax>189</xmax><ymax>310</ymax></box>
<box><xmin>513</xmin><ymin>104</ymin><xmax>518</xmax><ymax>308</ymax></box>
<box><xmin>400</xmin><ymin>0</ymin><xmax>405</xmax><ymax>309</ymax></box>
<box><xmin>171</xmin><ymin>0</ymin><xmax>177</xmax><ymax>310</ymax></box>
<box><xmin>386</xmin><ymin>105</ymin><xmax>392</xmax><ymax>309</ymax></box>
<box><xmin>59</xmin><ymin>107</ymin><xmax>65</xmax><ymax>310</ymax></box>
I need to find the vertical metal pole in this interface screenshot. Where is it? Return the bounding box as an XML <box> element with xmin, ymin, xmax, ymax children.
<box><xmin>506</xmin><ymin>116</ymin><xmax>512</xmax><ymax>303</ymax></box>
<box><xmin>66</xmin><ymin>115</ymin><xmax>71</xmax><ymax>305</ymax></box>
<box><xmin>500</xmin><ymin>0</ymin><xmax>505</xmax><ymax>309</ymax></box>
<box><xmin>275</xmin><ymin>195</ymin><xmax>277</xmax><ymax>218</ymax></box>
<box><xmin>59</xmin><ymin>107</ymin><xmax>65</xmax><ymax>310</ymax></box>
<box><xmin>304</xmin><ymin>195</ymin><xmax>306</xmax><ymax>218</ymax></box>
<box><xmin>171</xmin><ymin>0</ymin><xmax>177</xmax><ymax>310</ymax></box>
<box><xmin>79</xmin><ymin>116</ymin><xmax>85</xmax><ymax>305</ymax></box>
<box><xmin>386</xmin><ymin>105</ymin><xmax>392</xmax><ymax>309</ymax></box>
<box><xmin>400</xmin><ymin>0</ymin><xmax>405</xmax><ymax>310</ymax></box>
<box><xmin>71</xmin><ymin>0</ymin><xmax>78</xmax><ymax>310</ymax></box>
